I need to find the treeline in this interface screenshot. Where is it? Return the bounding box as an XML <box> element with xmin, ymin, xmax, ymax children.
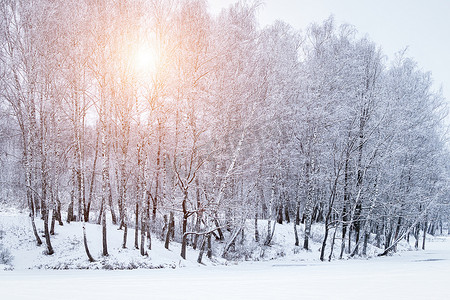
<box><xmin>0</xmin><ymin>0</ymin><xmax>448</xmax><ymax>262</ymax></box>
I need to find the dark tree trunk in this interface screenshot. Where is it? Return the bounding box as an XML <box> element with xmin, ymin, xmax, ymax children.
<box><xmin>353</xmin><ymin>212</ymin><xmax>361</xmax><ymax>255</ymax></box>
<box><xmin>41</xmin><ymin>155</ymin><xmax>54</xmax><ymax>255</ymax></box>
<box><xmin>303</xmin><ymin>160</ymin><xmax>313</xmax><ymax>251</ymax></box>
<box><xmin>85</xmin><ymin>201</ymin><xmax>90</xmax><ymax>223</ymax></box>
<box><xmin>276</xmin><ymin>204</ymin><xmax>283</xmax><ymax>224</ymax></box>
<box><xmin>312</xmin><ymin>205</ymin><xmax>318</xmax><ymax>223</ymax></box>
<box><xmin>265</xmin><ymin>219</ymin><xmax>272</xmax><ymax>245</ymax></box>
<box><xmin>67</xmin><ymin>197</ymin><xmax>74</xmax><ymax>224</ymax></box>
<box><xmin>320</xmin><ymin>222</ymin><xmax>329</xmax><ymax>261</ymax></box>
<box><xmin>170</xmin><ymin>213</ymin><xmax>175</xmax><ymax>239</ymax></box>
<box><xmin>214</xmin><ymin>217</ymin><xmax>224</xmax><ymax>240</ymax></box>
<box><xmin>362</xmin><ymin>231</ymin><xmax>369</xmax><ymax>256</ymax></box>
<box><xmin>207</xmin><ymin>233</ymin><xmax>212</xmax><ymax>258</ymax></box>
<box><xmin>353</xmin><ymin>102</ymin><xmax>368</xmax><ymax>254</ymax></box>
<box><xmin>135</xmin><ymin>202</ymin><xmax>139</xmax><ymax>249</ymax></box>
<box><xmin>321</xmin><ymin>177</ymin><xmax>339</xmax><ymax>261</ymax></box>
<box><xmin>181</xmin><ymin>191</ymin><xmax>189</xmax><ymax>259</ymax></box>
<box><xmin>328</xmin><ymin>226</ymin><xmax>338</xmax><ymax>261</ymax></box>
<box><xmin>28</xmin><ymin>189</ymin><xmax>42</xmax><ymax>246</ymax></box>
<box><xmin>140</xmin><ymin>211</ymin><xmax>146</xmax><ymax>256</ymax></box>
<box><xmin>385</xmin><ymin>230</ymin><xmax>392</xmax><ymax>251</ymax></box>
<box><xmin>152</xmin><ymin>194</ymin><xmax>157</xmax><ymax>223</ymax></box>
<box><xmin>375</xmin><ymin>225</ymin><xmax>381</xmax><ymax>248</ymax></box>
<box><xmin>284</xmin><ymin>202</ymin><xmax>290</xmax><ymax>224</ymax></box>
<box><xmin>254</xmin><ymin>212</ymin><xmax>259</xmax><ymax>242</ymax></box>
<box><xmin>42</xmin><ymin>208</ymin><xmax>54</xmax><ymax>255</ymax></box>
<box><xmin>146</xmin><ymin>193</ymin><xmax>151</xmax><ymax>250</ymax></box>
<box><xmin>153</xmin><ymin>120</ymin><xmax>163</xmax><ymax>222</ymax></box>
<box><xmin>97</xmin><ymin>201</ymin><xmax>103</xmax><ymax>225</ymax></box>
<box><xmin>197</xmin><ymin>235</ymin><xmax>206</xmax><ymax>264</ymax></box>
<box><xmin>85</xmin><ymin>134</ymin><xmax>98</xmax><ymax>223</ymax></box>
<box><xmin>393</xmin><ymin>216</ymin><xmax>402</xmax><ymax>252</ymax></box>
<box><xmin>164</xmin><ymin>211</ymin><xmax>174</xmax><ymax>249</ymax></box>
<box><xmin>55</xmin><ymin>196</ymin><xmax>63</xmax><ymax>226</ymax></box>
<box><xmin>82</xmin><ymin>189</ymin><xmax>95</xmax><ymax>262</ymax></box>
<box><xmin>146</xmin><ymin>223</ymin><xmax>152</xmax><ymax>250</ymax></box>
<box><xmin>121</xmin><ymin>203</ymin><xmax>128</xmax><ymax>249</ymax></box>
<box><xmin>118</xmin><ymin>194</ymin><xmax>124</xmax><ymax>230</ymax></box>
<box><xmin>102</xmin><ymin>204</ymin><xmax>108</xmax><ymax>256</ymax></box>
<box><xmin>193</xmin><ymin>180</ymin><xmax>202</xmax><ymax>250</ymax></box>
<box><xmin>161</xmin><ymin>214</ymin><xmax>168</xmax><ymax>239</ymax></box>
<box><xmin>122</xmin><ymin>222</ymin><xmax>128</xmax><ymax>249</ymax></box>
<box><xmin>83</xmin><ymin>225</ymin><xmax>95</xmax><ymax>262</ymax></box>
<box><xmin>108</xmin><ymin>184</ymin><xmax>117</xmax><ymax>225</ymax></box>
<box><xmin>50</xmin><ymin>211</ymin><xmax>56</xmax><ymax>235</ymax></box>
<box><xmin>414</xmin><ymin>222</ymin><xmax>420</xmax><ymax>249</ymax></box>
<box><xmin>50</xmin><ymin>191</ymin><xmax>56</xmax><ymax>235</ymax></box>
<box><xmin>303</xmin><ymin>214</ymin><xmax>312</xmax><ymax>250</ymax></box>
<box><xmin>422</xmin><ymin>217</ymin><xmax>427</xmax><ymax>250</ymax></box>
<box><xmin>347</xmin><ymin>225</ymin><xmax>353</xmax><ymax>254</ymax></box>
<box><xmin>340</xmin><ymin>141</ymin><xmax>351</xmax><ymax>260</ymax></box>
<box><xmin>295</xmin><ymin>202</ymin><xmax>300</xmax><ymax>226</ymax></box>
<box><xmin>76</xmin><ymin>170</ymin><xmax>82</xmax><ymax>222</ymax></box>
<box><xmin>100</xmin><ymin>155</ymin><xmax>109</xmax><ymax>256</ymax></box>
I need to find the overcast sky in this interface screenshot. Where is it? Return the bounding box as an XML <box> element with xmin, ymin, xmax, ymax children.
<box><xmin>209</xmin><ymin>0</ymin><xmax>450</xmax><ymax>109</ymax></box>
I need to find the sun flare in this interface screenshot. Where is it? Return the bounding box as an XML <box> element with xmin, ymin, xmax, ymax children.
<box><xmin>131</xmin><ymin>42</ymin><xmax>158</xmax><ymax>77</ymax></box>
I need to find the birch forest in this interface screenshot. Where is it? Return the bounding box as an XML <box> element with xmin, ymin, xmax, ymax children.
<box><xmin>0</xmin><ymin>0</ymin><xmax>448</xmax><ymax>263</ymax></box>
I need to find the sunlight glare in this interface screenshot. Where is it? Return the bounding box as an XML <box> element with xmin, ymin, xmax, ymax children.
<box><xmin>132</xmin><ymin>42</ymin><xmax>158</xmax><ymax>78</ymax></box>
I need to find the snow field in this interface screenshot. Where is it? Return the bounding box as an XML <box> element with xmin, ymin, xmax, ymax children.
<box><xmin>1</xmin><ymin>237</ymin><xmax>449</xmax><ymax>299</ymax></box>
<box><xmin>1</xmin><ymin>208</ymin><xmax>450</xmax><ymax>299</ymax></box>
<box><xmin>0</xmin><ymin>207</ymin><xmax>340</xmax><ymax>270</ymax></box>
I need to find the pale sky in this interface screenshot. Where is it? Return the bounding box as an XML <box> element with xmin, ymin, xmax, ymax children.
<box><xmin>209</xmin><ymin>0</ymin><xmax>450</xmax><ymax>113</ymax></box>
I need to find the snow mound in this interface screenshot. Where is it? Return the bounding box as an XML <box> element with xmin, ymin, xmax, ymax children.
<box><xmin>0</xmin><ymin>207</ymin><xmax>429</xmax><ymax>270</ymax></box>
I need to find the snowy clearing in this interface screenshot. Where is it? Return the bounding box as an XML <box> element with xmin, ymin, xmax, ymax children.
<box><xmin>1</xmin><ymin>236</ymin><xmax>449</xmax><ymax>299</ymax></box>
<box><xmin>0</xmin><ymin>208</ymin><xmax>386</xmax><ymax>271</ymax></box>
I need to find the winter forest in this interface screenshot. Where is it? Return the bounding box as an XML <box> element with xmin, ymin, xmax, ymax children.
<box><xmin>0</xmin><ymin>0</ymin><xmax>449</xmax><ymax>269</ymax></box>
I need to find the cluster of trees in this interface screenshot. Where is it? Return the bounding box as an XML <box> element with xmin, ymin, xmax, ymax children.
<box><xmin>0</xmin><ymin>0</ymin><xmax>448</xmax><ymax>262</ymax></box>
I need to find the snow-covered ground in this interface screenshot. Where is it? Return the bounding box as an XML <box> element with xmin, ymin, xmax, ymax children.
<box><xmin>0</xmin><ymin>207</ymin><xmax>338</xmax><ymax>270</ymax></box>
<box><xmin>1</xmin><ymin>207</ymin><xmax>449</xmax><ymax>299</ymax></box>
<box><xmin>1</xmin><ymin>236</ymin><xmax>449</xmax><ymax>299</ymax></box>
